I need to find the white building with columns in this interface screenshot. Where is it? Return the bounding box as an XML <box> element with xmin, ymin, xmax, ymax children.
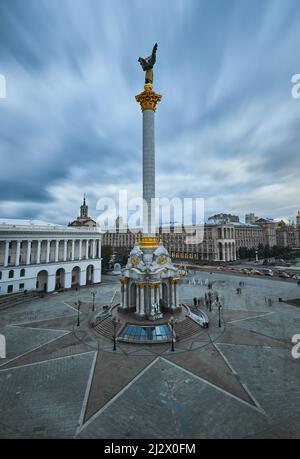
<box><xmin>0</xmin><ymin>219</ymin><xmax>101</xmax><ymax>295</ymax></box>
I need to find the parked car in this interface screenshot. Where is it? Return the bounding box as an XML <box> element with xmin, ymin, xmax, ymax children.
<box><xmin>279</xmin><ymin>272</ymin><xmax>290</xmax><ymax>278</ymax></box>
<box><xmin>260</xmin><ymin>268</ymin><xmax>273</xmax><ymax>276</ymax></box>
<box><xmin>292</xmin><ymin>275</ymin><xmax>300</xmax><ymax>280</ymax></box>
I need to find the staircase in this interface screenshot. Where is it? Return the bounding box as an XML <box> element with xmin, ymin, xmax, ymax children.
<box><xmin>174</xmin><ymin>317</ymin><xmax>202</xmax><ymax>341</ymax></box>
<box><xmin>94</xmin><ymin>316</ymin><xmax>122</xmax><ymax>340</ymax></box>
<box><xmin>0</xmin><ymin>291</ymin><xmax>41</xmax><ymax>310</ymax></box>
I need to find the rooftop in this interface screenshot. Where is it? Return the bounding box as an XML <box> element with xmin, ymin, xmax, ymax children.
<box><xmin>0</xmin><ymin>218</ymin><xmax>101</xmax><ymax>233</ymax></box>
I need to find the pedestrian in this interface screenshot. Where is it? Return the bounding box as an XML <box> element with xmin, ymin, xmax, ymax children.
<box><xmin>197</xmin><ymin>298</ymin><xmax>201</xmax><ymax>306</ymax></box>
<box><xmin>193</xmin><ymin>297</ymin><xmax>197</xmax><ymax>306</ymax></box>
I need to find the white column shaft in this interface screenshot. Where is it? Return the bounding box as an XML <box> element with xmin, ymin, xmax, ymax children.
<box><xmin>55</xmin><ymin>240</ymin><xmax>59</xmax><ymax>262</ymax></box>
<box><xmin>37</xmin><ymin>240</ymin><xmax>41</xmax><ymax>264</ymax></box>
<box><xmin>140</xmin><ymin>287</ymin><xmax>145</xmax><ymax>316</ymax></box>
<box><xmin>85</xmin><ymin>240</ymin><xmax>89</xmax><ymax>259</ymax></box>
<box><xmin>4</xmin><ymin>241</ymin><xmax>10</xmax><ymax>267</ymax></box>
<box><xmin>150</xmin><ymin>288</ymin><xmax>155</xmax><ymax>305</ymax></box>
<box><xmin>71</xmin><ymin>240</ymin><xmax>75</xmax><ymax>261</ymax></box>
<box><xmin>142</xmin><ymin>109</ymin><xmax>155</xmax><ymax>235</ymax></box>
<box><xmin>136</xmin><ymin>288</ymin><xmax>140</xmax><ymax>314</ymax></box>
<box><xmin>63</xmin><ymin>240</ymin><xmax>67</xmax><ymax>262</ymax></box>
<box><xmin>15</xmin><ymin>241</ymin><xmax>21</xmax><ymax>266</ymax></box>
<box><xmin>46</xmin><ymin>240</ymin><xmax>50</xmax><ymax>263</ymax></box>
<box><xmin>124</xmin><ymin>284</ymin><xmax>128</xmax><ymax>308</ymax></box>
<box><xmin>26</xmin><ymin>241</ymin><xmax>32</xmax><ymax>265</ymax></box>
<box><xmin>79</xmin><ymin>240</ymin><xmax>82</xmax><ymax>260</ymax></box>
<box><xmin>171</xmin><ymin>283</ymin><xmax>175</xmax><ymax>304</ymax></box>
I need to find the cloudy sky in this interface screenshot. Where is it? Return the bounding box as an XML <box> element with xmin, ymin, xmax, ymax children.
<box><xmin>0</xmin><ymin>0</ymin><xmax>299</xmax><ymax>225</ymax></box>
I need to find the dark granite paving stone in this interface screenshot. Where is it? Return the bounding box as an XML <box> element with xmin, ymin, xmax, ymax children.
<box><xmin>217</xmin><ymin>323</ymin><xmax>290</xmax><ymax>348</ymax></box>
<box><xmin>0</xmin><ymin>352</ymin><xmax>95</xmax><ymax>438</ymax></box>
<box><xmin>0</xmin><ymin>332</ymin><xmax>91</xmax><ymax>370</ymax></box>
<box><xmin>0</xmin><ymin>326</ymin><xmax>67</xmax><ymax>367</ymax></box>
<box><xmin>222</xmin><ymin>309</ymin><xmax>271</xmax><ymax>323</ymax></box>
<box><xmin>165</xmin><ymin>343</ymin><xmax>255</xmax><ymax>406</ymax></box>
<box><xmin>230</xmin><ymin>308</ymin><xmax>300</xmax><ymax>342</ymax></box>
<box><xmin>0</xmin><ymin>299</ymin><xmax>77</xmax><ymax>328</ymax></box>
<box><xmin>17</xmin><ymin>315</ymin><xmax>77</xmax><ymax>331</ymax></box>
<box><xmin>84</xmin><ymin>352</ymin><xmax>156</xmax><ymax>422</ymax></box>
<box><xmin>78</xmin><ymin>358</ymin><xmax>266</xmax><ymax>439</ymax></box>
<box><xmin>217</xmin><ymin>344</ymin><xmax>300</xmax><ymax>438</ymax></box>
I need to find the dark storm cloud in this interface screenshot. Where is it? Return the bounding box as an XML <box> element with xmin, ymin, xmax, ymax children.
<box><xmin>0</xmin><ymin>0</ymin><xmax>299</xmax><ymax>223</ymax></box>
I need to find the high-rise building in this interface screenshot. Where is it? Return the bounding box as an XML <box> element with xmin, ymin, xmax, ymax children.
<box><xmin>245</xmin><ymin>213</ymin><xmax>257</xmax><ymax>225</ymax></box>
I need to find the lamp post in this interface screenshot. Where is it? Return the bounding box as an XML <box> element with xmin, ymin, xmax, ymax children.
<box><xmin>91</xmin><ymin>289</ymin><xmax>97</xmax><ymax>312</ymax></box>
<box><xmin>208</xmin><ymin>292</ymin><xmax>212</xmax><ymax>312</ymax></box>
<box><xmin>77</xmin><ymin>299</ymin><xmax>81</xmax><ymax>327</ymax></box>
<box><xmin>218</xmin><ymin>301</ymin><xmax>222</xmax><ymax>328</ymax></box>
<box><xmin>112</xmin><ymin>317</ymin><xmax>119</xmax><ymax>351</ymax></box>
<box><xmin>169</xmin><ymin>316</ymin><xmax>177</xmax><ymax>352</ymax></box>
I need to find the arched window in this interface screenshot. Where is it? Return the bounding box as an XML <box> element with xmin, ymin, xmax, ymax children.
<box><xmin>20</xmin><ymin>268</ymin><xmax>25</xmax><ymax>277</ymax></box>
<box><xmin>0</xmin><ymin>271</ymin><xmax>2</xmax><ymax>280</ymax></box>
<box><xmin>9</xmin><ymin>269</ymin><xmax>14</xmax><ymax>279</ymax></box>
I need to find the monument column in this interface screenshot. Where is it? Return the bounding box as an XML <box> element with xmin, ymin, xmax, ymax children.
<box><xmin>136</xmin><ymin>81</ymin><xmax>161</xmax><ymax>245</ymax></box>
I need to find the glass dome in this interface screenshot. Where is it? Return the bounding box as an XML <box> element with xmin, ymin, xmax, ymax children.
<box><xmin>118</xmin><ymin>323</ymin><xmax>172</xmax><ymax>343</ymax></box>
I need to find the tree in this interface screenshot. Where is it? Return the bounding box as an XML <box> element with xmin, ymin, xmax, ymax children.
<box><xmin>102</xmin><ymin>245</ymin><xmax>113</xmax><ymax>270</ymax></box>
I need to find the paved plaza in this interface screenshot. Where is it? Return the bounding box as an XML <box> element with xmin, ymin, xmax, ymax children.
<box><xmin>0</xmin><ymin>273</ymin><xmax>300</xmax><ymax>438</ymax></box>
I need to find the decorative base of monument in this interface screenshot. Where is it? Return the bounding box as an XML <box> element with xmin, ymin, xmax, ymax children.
<box><xmin>119</xmin><ymin>238</ymin><xmax>181</xmax><ymax>320</ymax></box>
<box><xmin>161</xmin><ymin>305</ymin><xmax>182</xmax><ymax>314</ymax></box>
<box><xmin>92</xmin><ymin>303</ymin><xmax>209</xmax><ymax>345</ymax></box>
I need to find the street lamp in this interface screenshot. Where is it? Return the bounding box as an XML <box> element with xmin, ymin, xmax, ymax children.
<box><xmin>218</xmin><ymin>300</ymin><xmax>222</xmax><ymax>328</ymax></box>
<box><xmin>112</xmin><ymin>317</ymin><xmax>119</xmax><ymax>351</ymax></box>
<box><xmin>208</xmin><ymin>291</ymin><xmax>212</xmax><ymax>312</ymax></box>
<box><xmin>77</xmin><ymin>299</ymin><xmax>81</xmax><ymax>327</ymax></box>
<box><xmin>91</xmin><ymin>289</ymin><xmax>97</xmax><ymax>312</ymax></box>
<box><xmin>169</xmin><ymin>316</ymin><xmax>177</xmax><ymax>352</ymax></box>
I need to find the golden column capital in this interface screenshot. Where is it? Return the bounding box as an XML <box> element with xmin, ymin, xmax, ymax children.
<box><xmin>148</xmin><ymin>283</ymin><xmax>159</xmax><ymax>289</ymax></box>
<box><xmin>139</xmin><ymin>235</ymin><xmax>159</xmax><ymax>249</ymax></box>
<box><xmin>135</xmin><ymin>84</ymin><xmax>162</xmax><ymax>112</ymax></box>
<box><xmin>120</xmin><ymin>278</ymin><xmax>129</xmax><ymax>285</ymax></box>
<box><xmin>136</xmin><ymin>283</ymin><xmax>145</xmax><ymax>289</ymax></box>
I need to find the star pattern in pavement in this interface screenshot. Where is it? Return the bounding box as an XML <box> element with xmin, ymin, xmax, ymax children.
<box><xmin>0</xmin><ymin>296</ymin><xmax>291</xmax><ymax>439</ymax></box>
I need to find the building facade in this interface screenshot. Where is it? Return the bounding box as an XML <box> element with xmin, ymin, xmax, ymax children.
<box><xmin>103</xmin><ymin>223</ymin><xmax>237</xmax><ymax>262</ymax></box>
<box><xmin>276</xmin><ymin>222</ymin><xmax>300</xmax><ymax>248</ymax></box>
<box><xmin>0</xmin><ymin>219</ymin><xmax>101</xmax><ymax>295</ymax></box>
<box><xmin>255</xmin><ymin>218</ymin><xmax>277</xmax><ymax>247</ymax></box>
<box><xmin>233</xmin><ymin>223</ymin><xmax>264</xmax><ymax>251</ymax></box>
<box><xmin>102</xmin><ymin>213</ymin><xmax>300</xmax><ymax>263</ymax></box>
